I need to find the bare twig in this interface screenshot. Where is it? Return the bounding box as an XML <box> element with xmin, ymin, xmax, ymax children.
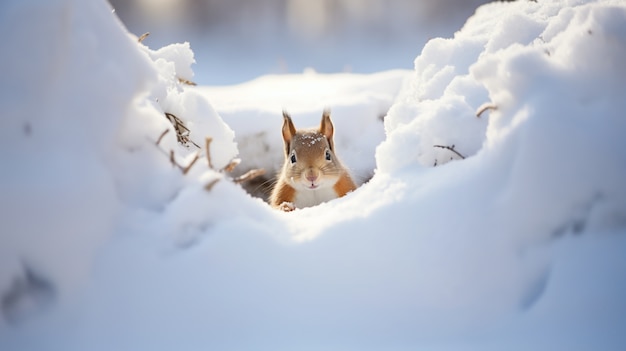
<box><xmin>233</xmin><ymin>168</ymin><xmax>266</xmax><ymax>184</ymax></box>
<box><xmin>137</xmin><ymin>32</ymin><xmax>150</xmax><ymax>43</ymax></box>
<box><xmin>164</xmin><ymin>112</ymin><xmax>200</xmax><ymax>148</ymax></box>
<box><xmin>182</xmin><ymin>153</ymin><xmax>200</xmax><ymax>175</ymax></box>
<box><xmin>149</xmin><ymin>120</ymin><xmax>237</xmax><ymax>186</ymax></box>
<box><xmin>152</xmin><ymin>142</ymin><xmax>202</xmax><ymax>175</ymax></box>
<box><xmin>434</xmin><ymin>144</ymin><xmax>466</xmax><ymax>159</ymax></box>
<box><xmin>205</xmin><ymin>137</ymin><xmax>214</xmax><ymax>169</ymax></box>
<box><xmin>178</xmin><ymin>77</ymin><xmax>197</xmax><ymax>86</ymax></box>
<box><xmin>204</xmin><ymin>179</ymin><xmax>220</xmax><ymax>192</ymax></box>
<box><xmin>169</xmin><ymin>150</ymin><xmax>176</xmax><ymax>167</ymax></box>
<box><xmin>476</xmin><ymin>103</ymin><xmax>498</xmax><ymax>118</ymax></box>
<box><xmin>222</xmin><ymin>158</ymin><xmax>241</xmax><ymax>173</ymax></box>
<box><xmin>156</xmin><ymin>129</ymin><xmax>169</xmax><ymax>146</ymax></box>
<box><xmin>165</xmin><ymin>112</ymin><xmax>188</xmax><ymax>138</ymax></box>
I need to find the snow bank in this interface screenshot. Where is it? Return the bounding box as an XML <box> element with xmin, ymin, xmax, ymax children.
<box><xmin>0</xmin><ymin>0</ymin><xmax>239</xmax><ymax>324</ymax></box>
<box><xmin>377</xmin><ymin>0</ymin><xmax>626</xmax><ymax>241</ymax></box>
<box><xmin>1</xmin><ymin>0</ymin><xmax>625</xmax><ymax>350</ymax></box>
<box><xmin>211</xmin><ymin>0</ymin><xmax>626</xmax><ymax>347</ymax></box>
<box><xmin>0</xmin><ymin>0</ymin><xmax>150</xmax><ymax>320</ymax></box>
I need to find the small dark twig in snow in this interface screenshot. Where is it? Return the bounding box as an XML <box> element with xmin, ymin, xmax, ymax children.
<box><xmin>204</xmin><ymin>178</ymin><xmax>220</xmax><ymax>192</ymax></box>
<box><xmin>169</xmin><ymin>150</ymin><xmax>176</xmax><ymax>167</ymax></box>
<box><xmin>153</xmin><ymin>145</ymin><xmax>202</xmax><ymax>175</ymax></box>
<box><xmin>178</xmin><ymin>77</ymin><xmax>197</xmax><ymax>86</ymax></box>
<box><xmin>233</xmin><ymin>169</ymin><xmax>266</xmax><ymax>184</ymax></box>
<box><xmin>205</xmin><ymin>137</ymin><xmax>214</xmax><ymax>169</ymax></box>
<box><xmin>164</xmin><ymin>112</ymin><xmax>200</xmax><ymax>148</ymax></box>
<box><xmin>156</xmin><ymin>129</ymin><xmax>169</xmax><ymax>145</ymax></box>
<box><xmin>137</xmin><ymin>32</ymin><xmax>150</xmax><ymax>43</ymax></box>
<box><xmin>222</xmin><ymin>158</ymin><xmax>241</xmax><ymax>173</ymax></box>
<box><xmin>182</xmin><ymin>153</ymin><xmax>200</xmax><ymax>175</ymax></box>
<box><xmin>476</xmin><ymin>103</ymin><xmax>498</xmax><ymax>118</ymax></box>
<box><xmin>434</xmin><ymin>144</ymin><xmax>466</xmax><ymax>160</ymax></box>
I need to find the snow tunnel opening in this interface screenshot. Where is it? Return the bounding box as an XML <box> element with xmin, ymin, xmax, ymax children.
<box><xmin>235</xmin><ymin>146</ymin><xmax>378</xmax><ymax>207</ymax></box>
<box><xmin>227</xmin><ymin>109</ymin><xmax>387</xmax><ymax>210</ymax></box>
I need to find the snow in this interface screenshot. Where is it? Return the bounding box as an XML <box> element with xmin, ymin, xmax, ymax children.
<box><xmin>1</xmin><ymin>0</ymin><xmax>626</xmax><ymax>350</ymax></box>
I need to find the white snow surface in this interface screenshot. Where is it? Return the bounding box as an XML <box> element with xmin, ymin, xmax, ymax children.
<box><xmin>1</xmin><ymin>0</ymin><xmax>626</xmax><ymax>350</ymax></box>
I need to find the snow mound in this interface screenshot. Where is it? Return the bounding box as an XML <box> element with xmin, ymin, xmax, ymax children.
<box><xmin>1</xmin><ymin>0</ymin><xmax>625</xmax><ymax>350</ymax></box>
<box><xmin>0</xmin><ymin>0</ymin><xmax>239</xmax><ymax>323</ymax></box>
<box><xmin>377</xmin><ymin>0</ymin><xmax>626</xmax><ymax>240</ymax></box>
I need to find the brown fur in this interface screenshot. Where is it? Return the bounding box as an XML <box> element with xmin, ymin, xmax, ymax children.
<box><xmin>270</xmin><ymin>110</ymin><xmax>357</xmax><ymax>211</ymax></box>
<box><xmin>269</xmin><ymin>178</ymin><xmax>296</xmax><ymax>209</ymax></box>
<box><xmin>333</xmin><ymin>173</ymin><xmax>357</xmax><ymax>197</ymax></box>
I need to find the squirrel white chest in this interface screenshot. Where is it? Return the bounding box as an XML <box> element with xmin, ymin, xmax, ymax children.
<box><xmin>293</xmin><ymin>186</ymin><xmax>338</xmax><ymax>209</ymax></box>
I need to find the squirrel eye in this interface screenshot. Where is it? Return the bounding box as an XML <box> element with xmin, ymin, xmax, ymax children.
<box><xmin>325</xmin><ymin>149</ymin><xmax>331</xmax><ymax>161</ymax></box>
<box><xmin>290</xmin><ymin>153</ymin><xmax>297</xmax><ymax>164</ymax></box>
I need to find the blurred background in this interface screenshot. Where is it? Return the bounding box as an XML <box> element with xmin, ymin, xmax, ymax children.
<box><xmin>108</xmin><ymin>0</ymin><xmax>494</xmax><ymax>85</ymax></box>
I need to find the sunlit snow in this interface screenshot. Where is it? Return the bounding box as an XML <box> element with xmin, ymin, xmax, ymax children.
<box><xmin>1</xmin><ymin>0</ymin><xmax>625</xmax><ymax>350</ymax></box>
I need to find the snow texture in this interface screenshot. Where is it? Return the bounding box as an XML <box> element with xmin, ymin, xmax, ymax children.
<box><xmin>1</xmin><ymin>0</ymin><xmax>625</xmax><ymax>350</ymax></box>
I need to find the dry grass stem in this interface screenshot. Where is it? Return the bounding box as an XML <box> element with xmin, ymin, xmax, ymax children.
<box><xmin>205</xmin><ymin>137</ymin><xmax>214</xmax><ymax>169</ymax></box>
<box><xmin>178</xmin><ymin>77</ymin><xmax>197</xmax><ymax>86</ymax></box>
<box><xmin>164</xmin><ymin>112</ymin><xmax>200</xmax><ymax>148</ymax></box>
<box><xmin>204</xmin><ymin>178</ymin><xmax>220</xmax><ymax>192</ymax></box>
<box><xmin>150</xmin><ymin>116</ymin><xmax>237</xmax><ymax>184</ymax></box>
<box><xmin>476</xmin><ymin>103</ymin><xmax>498</xmax><ymax>118</ymax></box>
<box><xmin>222</xmin><ymin>158</ymin><xmax>241</xmax><ymax>173</ymax></box>
<box><xmin>137</xmin><ymin>32</ymin><xmax>150</xmax><ymax>43</ymax></box>
<box><xmin>169</xmin><ymin>150</ymin><xmax>176</xmax><ymax>167</ymax></box>
<box><xmin>233</xmin><ymin>168</ymin><xmax>266</xmax><ymax>184</ymax></box>
<box><xmin>156</xmin><ymin>129</ymin><xmax>169</xmax><ymax>146</ymax></box>
<box><xmin>182</xmin><ymin>153</ymin><xmax>201</xmax><ymax>175</ymax></box>
<box><xmin>434</xmin><ymin>144</ymin><xmax>466</xmax><ymax>159</ymax></box>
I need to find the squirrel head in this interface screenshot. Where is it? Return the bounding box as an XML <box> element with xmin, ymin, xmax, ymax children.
<box><xmin>281</xmin><ymin>110</ymin><xmax>342</xmax><ymax>190</ymax></box>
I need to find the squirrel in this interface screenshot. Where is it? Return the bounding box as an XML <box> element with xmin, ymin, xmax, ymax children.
<box><xmin>269</xmin><ymin>110</ymin><xmax>357</xmax><ymax>211</ymax></box>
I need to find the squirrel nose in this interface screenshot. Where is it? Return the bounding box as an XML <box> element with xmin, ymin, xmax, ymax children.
<box><xmin>305</xmin><ymin>170</ymin><xmax>318</xmax><ymax>182</ymax></box>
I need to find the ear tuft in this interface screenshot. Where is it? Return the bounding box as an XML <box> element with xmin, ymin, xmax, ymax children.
<box><xmin>282</xmin><ymin>111</ymin><xmax>297</xmax><ymax>155</ymax></box>
<box><xmin>320</xmin><ymin>109</ymin><xmax>334</xmax><ymax>151</ymax></box>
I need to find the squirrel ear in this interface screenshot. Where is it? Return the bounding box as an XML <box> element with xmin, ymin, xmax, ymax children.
<box><xmin>320</xmin><ymin>109</ymin><xmax>334</xmax><ymax>151</ymax></box>
<box><xmin>282</xmin><ymin>111</ymin><xmax>296</xmax><ymax>154</ymax></box>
